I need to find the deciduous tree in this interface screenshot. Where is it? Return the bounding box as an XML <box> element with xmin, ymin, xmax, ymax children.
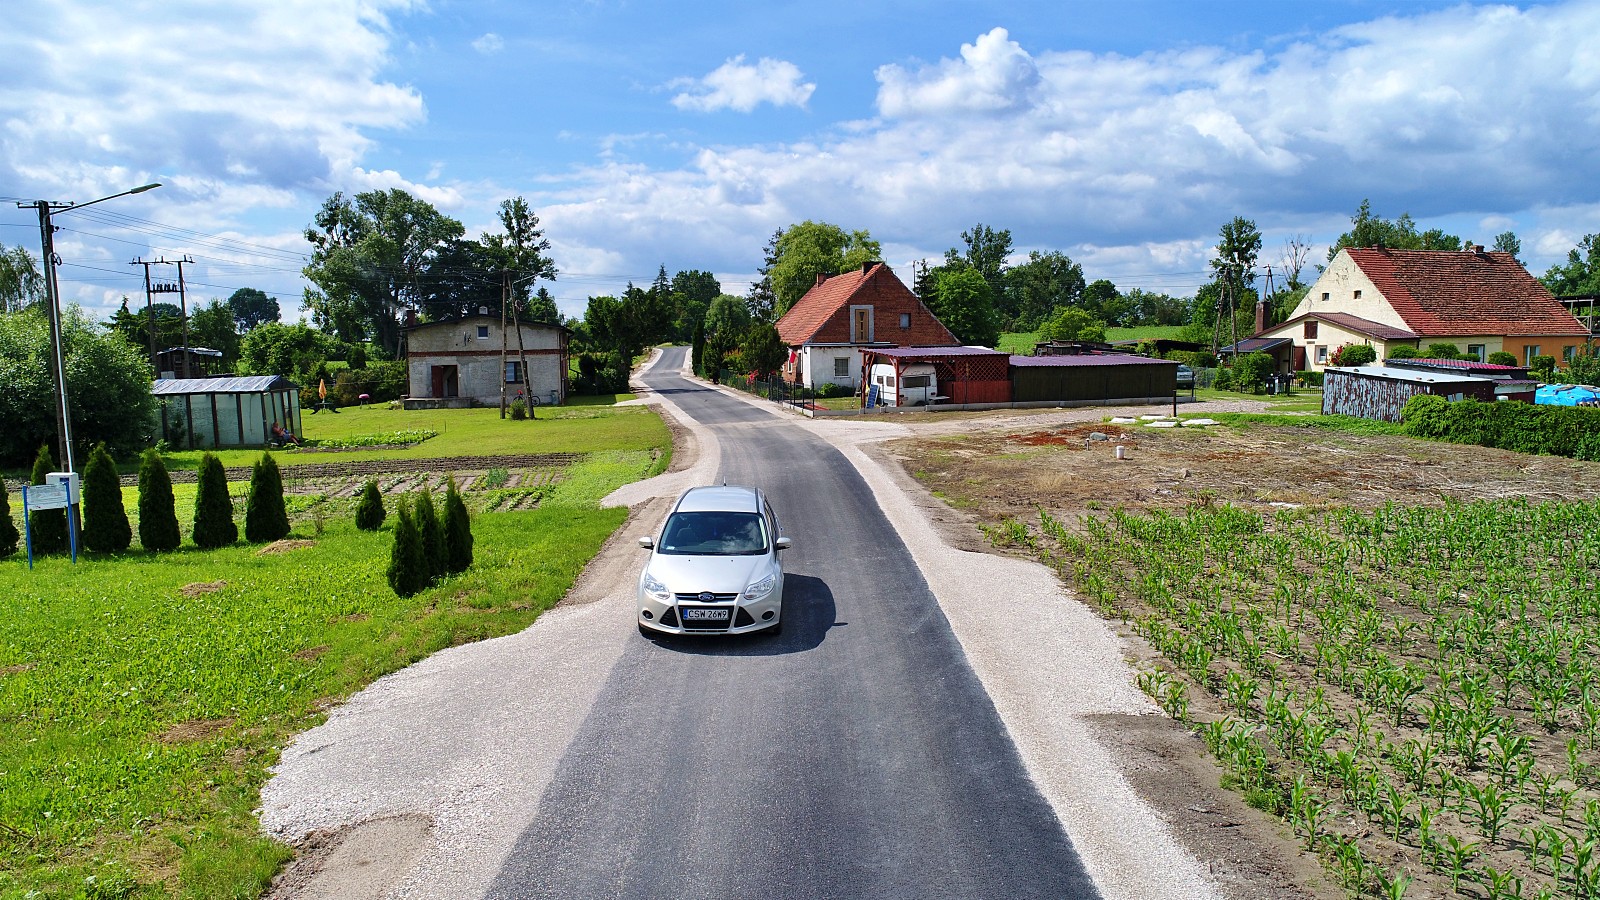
<box><xmin>768</xmin><ymin>221</ymin><xmax>880</xmax><ymax>317</ymax></box>
<box><xmin>741</xmin><ymin>323</ymin><xmax>788</xmax><ymax>381</ymax></box>
<box><xmin>1003</xmin><ymin>251</ymin><xmax>1084</xmax><ymax>331</ymax></box>
<box><xmin>0</xmin><ymin>246</ymin><xmax>44</xmax><ymax>313</ymax></box>
<box><xmin>226</xmin><ymin>287</ymin><xmax>280</xmax><ymax>331</ymax></box>
<box><xmin>1038</xmin><ymin>307</ymin><xmax>1107</xmax><ymax>343</ymax></box>
<box><xmin>1542</xmin><ymin>234</ymin><xmax>1600</xmax><ymax>296</ymax></box>
<box><xmin>929</xmin><ymin>268</ymin><xmax>1001</xmax><ymax>347</ymax></box>
<box><xmin>1329</xmin><ymin>199</ymin><xmax>1461</xmax><ymax>259</ymax></box>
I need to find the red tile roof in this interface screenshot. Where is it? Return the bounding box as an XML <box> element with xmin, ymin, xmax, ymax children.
<box><xmin>1345</xmin><ymin>248</ymin><xmax>1589</xmax><ymax>338</ymax></box>
<box><xmin>775</xmin><ymin>263</ymin><xmax>957</xmax><ymax>347</ymax></box>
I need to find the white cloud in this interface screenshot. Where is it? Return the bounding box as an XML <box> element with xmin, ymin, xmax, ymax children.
<box><xmin>876</xmin><ymin>27</ymin><xmax>1041</xmax><ymax>117</ymax></box>
<box><xmin>670</xmin><ymin>55</ymin><xmax>815</xmax><ymax>113</ymax></box>
<box><xmin>472</xmin><ymin>32</ymin><xmax>504</xmax><ymax>55</ymax></box>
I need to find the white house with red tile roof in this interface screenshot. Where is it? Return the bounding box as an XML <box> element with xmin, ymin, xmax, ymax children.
<box><xmin>774</xmin><ymin>261</ymin><xmax>958</xmax><ymax>389</ymax></box>
<box><xmin>1261</xmin><ymin>247</ymin><xmax>1591</xmax><ymax>371</ymax></box>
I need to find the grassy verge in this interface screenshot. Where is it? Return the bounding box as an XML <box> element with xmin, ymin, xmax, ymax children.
<box><xmin>0</xmin><ymin>407</ymin><xmax>669</xmax><ymax>897</ymax></box>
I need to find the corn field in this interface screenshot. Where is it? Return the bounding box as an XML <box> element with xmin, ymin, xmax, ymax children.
<box><xmin>1008</xmin><ymin>496</ymin><xmax>1600</xmax><ymax>898</ymax></box>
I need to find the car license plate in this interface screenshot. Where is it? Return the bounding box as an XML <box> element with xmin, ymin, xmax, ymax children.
<box><xmin>682</xmin><ymin>608</ymin><xmax>729</xmax><ymax>621</ymax></box>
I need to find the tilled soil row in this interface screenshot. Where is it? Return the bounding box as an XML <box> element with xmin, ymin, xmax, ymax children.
<box><xmin>119</xmin><ymin>453</ymin><xmax>584</xmax><ymax>486</ymax></box>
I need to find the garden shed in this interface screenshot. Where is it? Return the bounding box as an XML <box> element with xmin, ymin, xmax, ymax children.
<box><xmin>1010</xmin><ymin>354</ymin><xmax>1179</xmax><ymax>403</ymax></box>
<box><xmin>862</xmin><ymin>347</ymin><xmax>1011</xmax><ymax>405</ymax></box>
<box><xmin>151</xmin><ymin>375</ymin><xmax>302</xmax><ymax>449</ymax></box>
<box><xmin>1322</xmin><ymin>364</ymin><xmax>1497</xmax><ymax>422</ymax></box>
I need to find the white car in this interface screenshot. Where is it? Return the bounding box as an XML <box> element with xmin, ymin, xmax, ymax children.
<box><xmin>636</xmin><ymin>485</ymin><xmax>790</xmax><ymax>636</ymax></box>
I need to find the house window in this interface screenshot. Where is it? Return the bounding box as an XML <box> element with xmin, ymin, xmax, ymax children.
<box><xmin>477</xmin><ymin>326</ymin><xmax>490</xmax><ymax>340</ymax></box>
<box><xmin>1304</xmin><ymin>322</ymin><xmax>1319</xmax><ymax>339</ymax></box>
<box><xmin>505</xmin><ymin>361</ymin><xmax>523</xmax><ymax>383</ymax></box>
<box><xmin>1321</xmin><ymin>292</ymin><xmax>1330</xmax><ymax>301</ymax></box>
<box><xmin>1353</xmin><ymin>290</ymin><xmax>1363</xmax><ymax>300</ymax></box>
<box><xmin>899</xmin><ymin>313</ymin><xmax>911</xmax><ymax>329</ymax></box>
<box><xmin>1467</xmin><ymin>344</ymin><xmax>1486</xmax><ymax>361</ymax></box>
<box><xmin>834</xmin><ymin>357</ymin><xmax>850</xmax><ymax>378</ymax></box>
<box><xmin>851</xmin><ymin>306</ymin><xmax>873</xmax><ymax>342</ymax></box>
<box><xmin>1315</xmin><ymin>345</ymin><xmax>1328</xmax><ymax>364</ymax></box>
<box><xmin>1565</xmin><ymin>345</ymin><xmax>1578</xmax><ymax>362</ymax></box>
<box><xmin>1525</xmin><ymin>345</ymin><xmax>1541</xmax><ymax>365</ymax></box>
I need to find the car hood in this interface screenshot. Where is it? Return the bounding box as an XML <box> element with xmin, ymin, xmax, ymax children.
<box><xmin>646</xmin><ymin>553</ymin><xmax>770</xmax><ymax>594</ymax></box>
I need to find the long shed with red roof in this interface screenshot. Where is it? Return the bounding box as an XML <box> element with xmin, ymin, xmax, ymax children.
<box><xmin>1265</xmin><ymin>247</ymin><xmax>1590</xmax><ymax>371</ymax></box>
<box><xmin>774</xmin><ymin>262</ymin><xmax>958</xmax><ymax>390</ymax></box>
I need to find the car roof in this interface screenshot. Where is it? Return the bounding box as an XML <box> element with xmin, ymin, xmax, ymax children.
<box><xmin>674</xmin><ymin>484</ymin><xmax>762</xmax><ymax>514</ymax></box>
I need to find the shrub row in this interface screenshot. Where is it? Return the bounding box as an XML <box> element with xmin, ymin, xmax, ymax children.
<box><xmin>1402</xmin><ymin>394</ymin><xmax>1600</xmax><ymax>460</ymax></box>
<box><xmin>386</xmin><ymin>479</ymin><xmax>473</xmax><ymax>597</ymax></box>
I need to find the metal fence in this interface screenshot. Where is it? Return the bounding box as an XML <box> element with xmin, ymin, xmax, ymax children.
<box><xmin>716</xmin><ymin>371</ymin><xmax>845</xmax><ymax>410</ymax></box>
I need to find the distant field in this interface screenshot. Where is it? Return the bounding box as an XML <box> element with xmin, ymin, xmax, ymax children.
<box><xmin>1000</xmin><ymin>325</ymin><xmax>1188</xmax><ymax>355</ymax></box>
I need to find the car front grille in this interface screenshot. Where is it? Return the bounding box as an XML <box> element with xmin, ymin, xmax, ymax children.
<box><xmin>674</xmin><ymin>592</ymin><xmax>740</xmax><ymax>603</ymax></box>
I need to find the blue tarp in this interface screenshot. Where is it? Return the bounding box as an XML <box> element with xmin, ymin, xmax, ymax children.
<box><xmin>1535</xmin><ymin>384</ymin><xmax>1600</xmax><ymax>406</ymax></box>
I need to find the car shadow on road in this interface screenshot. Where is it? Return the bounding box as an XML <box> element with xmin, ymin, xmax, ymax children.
<box><xmin>642</xmin><ymin>573</ymin><xmax>837</xmax><ymax>657</ymax></box>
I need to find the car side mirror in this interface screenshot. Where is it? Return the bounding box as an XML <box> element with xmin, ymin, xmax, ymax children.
<box><xmin>638</xmin><ymin>536</ymin><xmax>654</xmax><ymax>550</ymax></box>
<box><xmin>775</xmin><ymin>537</ymin><xmax>791</xmax><ymax>551</ymax></box>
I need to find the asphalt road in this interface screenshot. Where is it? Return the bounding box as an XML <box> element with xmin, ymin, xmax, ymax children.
<box><xmin>487</xmin><ymin>348</ymin><xmax>1099</xmax><ymax>899</ymax></box>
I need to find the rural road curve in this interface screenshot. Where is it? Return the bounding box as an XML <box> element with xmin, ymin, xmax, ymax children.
<box><xmin>259</xmin><ymin>347</ymin><xmax>1220</xmax><ymax>899</ymax></box>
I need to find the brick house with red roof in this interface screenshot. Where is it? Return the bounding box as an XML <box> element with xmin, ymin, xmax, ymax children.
<box><xmin>1260</xmin><ymin>247</ymin><xmax>1591</xmax><ymax>371</ymax></box>
<box><xmin>774</xmin><ymin>261</ymin><xmax>959</xmax><ymax>390</ymax></box>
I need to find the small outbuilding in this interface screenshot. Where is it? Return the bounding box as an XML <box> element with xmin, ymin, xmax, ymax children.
<box><xmin>405</xmin><ymin>312</ymin><xmax>569</xmax><ymax>409</ymax></box>
<box><xmin>1010</xmin><ymin>354</ymin><xmax>1179</xmax><ymax>404</ymax></box>
<box><xmin>151</xmin><ymin>375</ymin><xmax>302</xmax><ymax>449</ymax></box>
<box><xmin>1322</xmin><ymin>364</ymin><xmax>1497</xmax><ymax>422</ymax></box>
<box><xmin>862</xmin><ymin>347</ymin><xmax>1010</xmax><ymax>405</ymax></box>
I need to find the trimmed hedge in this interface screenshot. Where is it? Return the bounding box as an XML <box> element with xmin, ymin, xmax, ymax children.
<box><xmin>1296</xmin><ymin>371</ymin><xmax>1325</xmax><ymax>388</ymax></box>
<box><xmin>1402</xmin><ymin>395</ymin><xmax>1600</xmax><ymax>460</ymax></box>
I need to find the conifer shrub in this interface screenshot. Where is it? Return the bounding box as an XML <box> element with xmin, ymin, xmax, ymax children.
<box><xmin>443</xmin><ymin>477</ymin><xmax>473</xmax><ymax>574</ymax></box>
<box><xmin>354</xmin><ymin>478</ymin><xmax>386</xmax><ymax>531</ymax></box>
<box><xmin>29</xmin><ymin>445</ymin><xmax>67</xmax><ymax>555</ymax></box>
<box><xmin>414</xmin><ymin>488</ymin><xmax>445</xmax><ymax>582</ymax></box>
<box><xmin>137</xmin><ymin>449</ymin><xmax>181</xmax><ymax>552</ymax></box>
<box><xmin>245</xmin><ymin>452</ymin><xmax>290</xmax><ymax>543</ymax></box>
<box><xmin>192</xmin><ymin>452</ymin><xmax>238</xmax><ymax>549</ymax></box>
<box><xmin>82</xmin><ymin>442</ymin><xmax>131</xmax><ymax>553</ymax></box>
<box><xmin>0</xmin><ymin>476</ymin><xmax>18</xmax><ymax>558</ymax></box>
<box><xmin>386</xmin><ymin>497</ymin><xmax>428</xmax><ymax>597</ymax></box>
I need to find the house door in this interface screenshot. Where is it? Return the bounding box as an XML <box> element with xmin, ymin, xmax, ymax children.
<box><xmin>431</xmin><ymin>365</ymin><xmax>459</xmax><ymax>398</ymax></box>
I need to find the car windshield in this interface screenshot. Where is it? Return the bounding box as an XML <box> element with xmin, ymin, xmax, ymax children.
<box><xmin>659</xmin><ymin>511</ymin><xmax>767</xmax><ymax>556</ymax></box>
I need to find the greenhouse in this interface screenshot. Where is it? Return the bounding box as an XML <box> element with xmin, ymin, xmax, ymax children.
<box><xmin>150</xmin><ymin>375</ymin><xmax>302</xmax><ymax>449</ymax></box>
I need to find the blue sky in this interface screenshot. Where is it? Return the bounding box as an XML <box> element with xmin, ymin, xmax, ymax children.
<box><xmin>4</xmin><ymin>0</ymin><xmax>1599</xmax><ymax>324</ymax></box>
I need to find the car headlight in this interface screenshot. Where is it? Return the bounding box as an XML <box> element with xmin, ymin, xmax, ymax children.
<box><xmin>642</xmin><ymin>572</ymin><xmax>671</xmax><ymax>602</ymax></box>
<box><xmin>744</xmin><ymin>573</ymin><xmax>776</xmax><ymax>602</ymax></box>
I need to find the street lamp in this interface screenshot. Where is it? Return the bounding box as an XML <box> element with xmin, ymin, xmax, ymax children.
<box><xmin>17</xmin><ymin>182</ymin><xmax>161</xmax><ymax>475</ymax></box>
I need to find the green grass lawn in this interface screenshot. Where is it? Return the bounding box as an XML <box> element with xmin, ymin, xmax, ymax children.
<box><xmin>0</xmin><ymin>404</ymin><xmax>669</xmax><ymax>898</ymax></box>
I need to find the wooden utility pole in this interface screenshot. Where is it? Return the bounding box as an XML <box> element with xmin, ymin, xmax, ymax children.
<box><xmin>499</xmin><ymin>271</ymin><xmax>510</xmax><ymax>418</ymax></box>
<box><xmin>512</xmin><ymin>288</ymin><xmax>537</xmax><ymax>420</ymax></box>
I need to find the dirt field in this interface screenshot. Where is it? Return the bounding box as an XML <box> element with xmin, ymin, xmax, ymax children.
<box><xmin>886</xmin><ymin>415</ymin><xmax>1600</xmax><ymax>898</ymax></box>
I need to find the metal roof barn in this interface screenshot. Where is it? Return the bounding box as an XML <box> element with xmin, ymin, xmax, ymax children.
<box><xmin>1009</xmin><ymin>354</ymin><xmax>1179</xmax><ymax>403</ymax></box>
<box><xmin>1322</xmin><ymin>365</ymin><xmax>1497</xmax><ymax>422</ymax></box>
<box><xmin>150</xmin><ymin>375</ymin><xmax>302</xmax><ymax>449</ymax></box>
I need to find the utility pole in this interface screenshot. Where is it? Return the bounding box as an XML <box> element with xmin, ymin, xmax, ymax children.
<box><xmin>133</xmin><ymin>257</ymin><xmax>188</xmax><ymax>376</ymax></box>
<box><xmin>24</xmin><ymin>201</ymin><xmax>72</xmax><ymax>473</ymax></box>
<box><xmin>512</xmin><ymin>285</ymin><xmax>537</xmax><ymax>420</ymax></box>
<box><xmin>500</xmin><ymin>271</ymin><xmax>510</xmax><ymax>418</ymax></box>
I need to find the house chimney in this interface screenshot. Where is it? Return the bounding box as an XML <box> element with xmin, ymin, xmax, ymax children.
<box><xmin>1474</xmin><ymin>245</ymin><xmax>1485</xmax><ymax>254</ymax></box>
<box><xmin>403</xmin><ymin>308</ymin><xmax>417</xmax><ymax>328</ymax></box>
<box><xmin>1254</xmin><ymin>299</ymin><xmax>1267</xmax><ymax>335</ymax></box>
<box><xmin>815</xmin><ymin>273</ymin><xmax>828</xmax><ymax>286</ymax></box>
<box><xmin>862</xmin><ymin>260</ymin><xmax>874</xmax><ymax>274</ymax></box>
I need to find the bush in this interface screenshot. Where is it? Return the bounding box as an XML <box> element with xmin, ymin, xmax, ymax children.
<box><xmin>0</xmin><ymin>475</ymin><xmax>19</xmax><ymax>558</ymax></box>
<box><xmin>191</xmin><ymin>452</ymin><xmax>238</xmax><ymax>549</ymax></box>
<box><xmin>1386</xmin><ymin>345</ymin><xmax>1420</xmax><ymax>360</ymax></box>
<box><xmin>1426</xmin><ymin>343</ymin><xmax>1462</xmax><ymax>359</ymax></box>
<box><xmin>815</xmin><ymin>382</ymin><xmax>851</xmax><ymax>399</ymax></box>
<box><xmin>1232</xmin><ymin>351</ymin><xmax>1276</xmax><ymax>392</ymax></box>
<box><xmin>414</xmin><ymin>489</ymin><xmax>445</xmax><ymax>582</ymax></box>
<box><xmin>354</xmin><ymin>479</ymin><xmax>385</xmax><ymax>531</ymax></box>
<box><xmin>137</xmin><ymin>450</ymin><xmax>180</xmax><ymax>552</ymax></box>
<box><xmin>1213</xmin><ymin>366</ymin><xmax>1235</xmax><ymax>391</ymax></box>
<box><xmin>82</xmin><ymin>442</ymin><xmax>131</xmax><ymax>553</ymax></box>
<box><xmin>0</xmin><ymin>307</ymin><xmax>157</xmax><ymax>468</ymax></box>
<box><xmin>1402</xmin><ymin>393</ymin><xmax>1600</xmax><ymax>459</ymax></box>
<box><xmin>1531</xmin><ymin>355</ymin><xmax>1557</xmax><ymax>382</ymax></box>
<box><xmin>1488</xmin><ymin>351</ymin><xmax>1519</xmax><ymax>367</ymax></box>
<box><xmin>1296</xmin><ymin>371</ymin><xmax>1324</xmax><ymax>387</ymax></box>
<box><xmin>1330</xmin><ymin>344</ymin><xmax>1377</xmax><ymax>367</ymax></box>
<box><xmin>28</xmin><ymin>445</ymin><xmax>67</xmax><ymax>555</ymax></box>
<box><xmin>443</xmin><ymin>477</ymin><xmax>473</xmax><ymax>575</ymax></box>
<box><xmin>245</xmin><ymin>452</ymin><xmax>291</xmax><ymax>543</ymax></box>
<box><xmin>386</xmin><ymin>498</ymin><xmax>428</xmax><ymax>597</ymax></box>
<box><xmin>510</xmin><ymin>399</ymin><xmax>527</xmax><ymax>420</ymax></box>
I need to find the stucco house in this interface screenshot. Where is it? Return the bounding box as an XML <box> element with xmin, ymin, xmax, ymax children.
<box><xmin>404</xmin><ymin>311</ymin><xmax>569</xmax><ymax>409</ymax></box>
<box><xmin>775</xmin><ymin>262</ymin><xmax>959</xmax><ymax>390</ymax></box>
<box><xmin>1256</xmin><ymin>247</ymin><xmax>1590</xmax><ymax>371</ymax></box>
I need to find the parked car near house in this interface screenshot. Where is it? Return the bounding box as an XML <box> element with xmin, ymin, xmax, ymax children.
<box><xmin>636</xmin><ymin>485</ymin><xmax>790</xmax><ymax>637</ymax></box>
<box><xmin>1175</xmin><ymin>364</ymin><xmax>1195</xmax><ymax>388</ymax></box>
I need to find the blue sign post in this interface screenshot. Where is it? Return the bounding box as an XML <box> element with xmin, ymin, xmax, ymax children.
<box><xmin>20</xmin><ymin>474</ymin><xmax>80</xmax><ymax>569</ymax></box>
